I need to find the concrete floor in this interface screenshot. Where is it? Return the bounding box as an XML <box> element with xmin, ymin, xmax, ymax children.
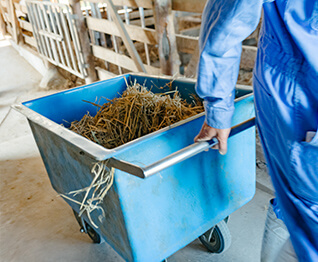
<box><xmin>0</xmin><ymin>38</ymin><xmax>274</xmax><ymax>262</ymax></box>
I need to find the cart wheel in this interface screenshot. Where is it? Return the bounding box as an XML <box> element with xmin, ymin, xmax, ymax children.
<box><xmin>72</xmin><ymin>210</ymin><xmax>101</xmax><ymax>244</ymax></box>
<box><xmin>85</xmin><ymin>223</ymin><xmax>101</xmax><ymax>244</ymax></box>
<box><xmin>199</xmin><ymin>220</ymin><xmax>231</xmax><ymax>254</ymax></box>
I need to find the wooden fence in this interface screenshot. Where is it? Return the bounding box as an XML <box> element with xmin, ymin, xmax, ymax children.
<box><xmin>0</xmin><ymin>0</ymin><xmax>36</xmax><ymax>47</ymax></box>
<box><xmin>0</xmin><ymin>0</ymin><xmax>257</xmax><ymax>84</ymax></box>
<box><xmin>14</xmin><ymin>2</ymin><xmax>36</xmax><ymax>48</ymax></box>
<box><xmin>79</xmin><ymin>0</ymin><xmax>209</xmax><ymax>80</ymax></box>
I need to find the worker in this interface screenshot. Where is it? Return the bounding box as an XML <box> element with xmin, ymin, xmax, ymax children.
<box><xmin>194</xmin><ymin>0</ymin><xmax>318</xmax><ymax>261</ymax></box>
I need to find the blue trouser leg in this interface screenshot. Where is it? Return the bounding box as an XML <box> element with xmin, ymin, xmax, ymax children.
<box><xmin>261</xmin><ymin>198</ymin><xmax>290</xmax><ymax>261</ymax></box>
<box><xmin>253</xmin><ymin>33</ymin><xmax>318</xmax><ymax>261</ymax></box>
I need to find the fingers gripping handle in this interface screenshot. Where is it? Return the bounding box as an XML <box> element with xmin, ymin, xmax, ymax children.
<box><xmin>108</xmin><ymin>117</ymin><xmax>255</xmax><ymax>178</ymax></box>
<box><xmin>142</xmin><ymin>138</ymin><xmax>219</xmax><ymax>177</ymax></box>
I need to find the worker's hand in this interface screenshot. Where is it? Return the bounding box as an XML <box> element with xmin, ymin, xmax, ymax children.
<box><xmin>194</xmin><ymin>122</ymin><xmax>231</xmax><ymax>155</ymax></box>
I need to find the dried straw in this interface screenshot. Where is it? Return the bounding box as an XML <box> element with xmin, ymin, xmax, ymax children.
<box><xmin>69</xmin><ymin>80</ymin><xmax>204</xmax><ymax>149</ymax></box>
<box><xmin>60</xmin><ymin>161</ymin><xmax>114</xmax><ymax>228</ymax></box>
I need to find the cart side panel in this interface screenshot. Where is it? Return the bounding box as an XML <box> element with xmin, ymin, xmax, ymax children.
<box><xmin>113</xmin><ymin>128</ymin><xmax>255</xmax><ymax>262</ymax></box>
<box><xmin>28</xmin><ymin>121</ymin><xmax>134</xmax><ymax>262</ymax></box>
<box><xmin>111</xmin><ymin>97</ymin><xmax>256</xmax><ymax>262</ymax></box>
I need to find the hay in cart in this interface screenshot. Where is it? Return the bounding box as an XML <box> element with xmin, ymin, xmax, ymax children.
<box><xmin>69</xmin><ymin>80</ymin><xmax>204</xmax><ymax>149</ymax></box>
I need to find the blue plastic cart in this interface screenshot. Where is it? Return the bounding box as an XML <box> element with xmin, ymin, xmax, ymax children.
<box><xmin>13</xmin><ymin>74</ymin><xmax>255</xmax><ymax>262</ymax></box>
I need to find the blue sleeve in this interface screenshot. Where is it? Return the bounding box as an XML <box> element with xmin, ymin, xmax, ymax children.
<box><xmin>195</xmin><ymin>0</ymin><xmax>263</xmax><ymax>129</ymax></box>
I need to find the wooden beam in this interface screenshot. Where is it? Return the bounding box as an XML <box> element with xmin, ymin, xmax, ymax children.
<box><xmin>119</xmin><ymin>9</ymin><xmax>153</xmax><ymax>20</ymax></box>
<box><xmin>69</xmin><ymin>0</ymin><xmax>98</xmax><ymax>83</ymax></box>
<box><xmin>0</xmin><ymin>8</ymin><xmax>6</xmax><ymax>35</ymax></box>
<box><xmin>184</xmin><ymin>44</ymin><xmax>258</xmax><ymax>77</ymax></box>
<box><xmin>0</xmin><ymin>0</ymin><xmax>7</xmax><ymax>9</ymax></box>
<box><xmin>172</xmin><ymin>0</ymin><xmax>206</xmax><ymax>13</ymax></box>
<box><xmin>7</xmin><ymin>0</ymin><xmax>21</xmax><ymax>43</ymax></box>
<box><xmin>129</xmin><ymin>16</ymin><xmax>154</xmax><ymax>26</ymax></box>
<box><xmin>86</xmin><ymin>16</ymin><xmax>157</xmax><ymax>44</ymax></box>
<box><xmin>0</xmin><ymin>1</ymin><xmax>8</xmax><ymax>35</ymax></box>
<box><xmin>85</xmin><ymin>0</ymin><xmax>206</xmax><ymax>12</ymax></box>
<box><xmin>178</xmin><ymin>15</ymin><xmax>201</xmax><ymax>23</ymax></box>
<box><xmin>173</xmin><ymin>11</ymin><xmax>179</xmax><ymax>34</ymax></box>
<box><xmin>5</xmin><ymin>0</ymin><xmax>13</xmax><ymax>36</ymax></box>
<box><xmin>184</xmin><ymin>43</ymin><xmax>199</xmax><ymax>78</ymax></box>
<box><xmin>23</xmin><ymin>34</ymin><xmax>36</xmax><ymax>47</ymax></box>
<box><xmin>19</xmin><ymin>19</ymin><xmax>32</xmax><ymax>32</ymax></box>
<box><xmin>3</xmin><ymin>12</ymin><xmax>11</xmax><ymax>23</ymax></box>
<box><xmin>105</xmin><ymin>0</ymin><xmax>146</xmax><ymax>73</ymax></box>
<box><xmin>14</xmin><ymin>3</ymin><xmax>28</xmax><ymax>14</ymax></box>
<box><xmin>183</xmin><ymin>44</ymin><xmax>257</xmax><ymax>78</ymax></box>
<box><xmin>153</xmin><ymin>0</ymin><xmax>180</xmax><ymax>76</ymax></box>
<box><xmin>92</xmin><ymin>44</ymin><xmax>160</xmax><ymax>75</ymax></box>
<box><xmin>96</xmin><ymin>66</ymin><xmax>117</xmax><ymax>80</ymax></box>
<box><xmin>87</xmin><ymin>16</ymin><xmax>198</xmax><ymax>54</ymax></box>
<box><xmin>180</xmin><ymin>25</ymin><xmax>200</xmax><ymax>36</ymax></box>
<box><xmin>6</xmin><ymin>23</ymin><xmax>12</xmax><ymax>34</ymax></box>
<box><xmin>86</xmin><ymin>0</ymin><xmax>152</xmax><ymax>9</ymax></box>
<box><xmin>130</xmin><ymin>9</ymin><xmax>153</xmax><ymax>19</ymax></box>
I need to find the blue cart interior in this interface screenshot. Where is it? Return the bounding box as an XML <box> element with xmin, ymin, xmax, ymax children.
<box><xmin>14</xmin><ymin>74</ymin><xmax>256</xmax><ymax>262</ymax></box>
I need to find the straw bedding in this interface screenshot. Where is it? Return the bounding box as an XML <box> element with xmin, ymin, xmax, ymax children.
<box><xmin>69</xmin><ymin>80</ymin><xmax>204</xmax><ymax>149</ymax></box>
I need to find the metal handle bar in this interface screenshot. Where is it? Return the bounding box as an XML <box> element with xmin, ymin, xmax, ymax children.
<box><xmin>108</xmin><ymin>117</ymin><xmax>255</xmax><ymax>179</ymax></box>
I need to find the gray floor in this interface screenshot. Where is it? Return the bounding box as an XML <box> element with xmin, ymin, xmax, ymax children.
<box><xmin>0</xmin><ymin>38</ymin><xmax>274</xmax><ymax>262</ymax></box>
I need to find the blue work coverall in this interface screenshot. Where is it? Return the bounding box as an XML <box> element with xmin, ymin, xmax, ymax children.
<box><xmin>195</xmin><ymin>0</ymin><xmax>318</xmax><ymax>261</ymax></box>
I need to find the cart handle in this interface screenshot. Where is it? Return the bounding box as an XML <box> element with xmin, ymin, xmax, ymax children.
<box><xmin>108</xmin><ymin>117</ymin><xmax>255</xmax><ymax>179</ymax></box>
